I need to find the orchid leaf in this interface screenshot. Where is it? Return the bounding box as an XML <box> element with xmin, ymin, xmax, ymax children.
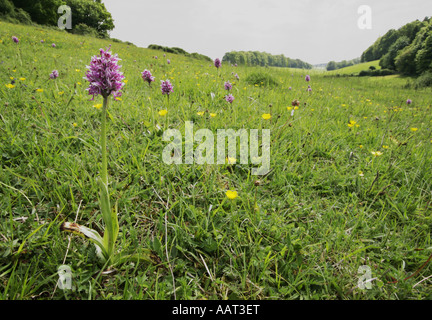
<box><xmin>60</xmin><ymin>221</ymin><xmax>108</xmax><ymax>259</ymax></box>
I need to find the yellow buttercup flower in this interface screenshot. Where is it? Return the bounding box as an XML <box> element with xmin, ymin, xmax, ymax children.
<box><xmin>36</xmin><ymin>88</ymin><xmax>43</xmax><ymax>93</ymax></box>
<box><xmin>19</xmin><ymin>78</ymin><xmax>26</xmax><ymax>81</ymax></box>
<box><xmin>93</xmin><ymin>104</ymin><xmax>103</xmax><ymax>109</ymax></box>
<box><xmin>5</xmin><ymin>84</ymin><xmax>15</xmax><ymax>89</ymax></box>
<box><xmin>262</xmin><ymin>113</ymin><xmax>271</xmax><ymax>120</ymax></box>
<box><xmin>287</xmin><ymin>106</ymin><xmax>292</xmax><ymax>111</ymax></box>
<box><xmin>73</xmin><ymin>123</ymin><xmax>78</xmax><ymax>127</ymax></box>
<box><xmin>226</xmin><ymin>190</ymin><xmax>238</xmax><ymax>200</ymax></box>
<box><xmin>158</xmin><ymin>109</ymin><xmax>168</xmax><ymax>116</ymax></box>
<box><xmin>210</xmin><ymin>113</ymin><xmax>217</xmax><ymax>118</ymax></box>
<box><xmin>58</xmin><ymin>91</ymin><xmax>64</xmax><ymax>95</ymax></box>
<box><xmin>197</xmin><ymin>111</ymin><xmax>205</xmax><ymax>116</ymax></box>
<box><xmin>383</xmin><ymin>145</ymin><xmax>389</xmax><ymax>149</ymax></box>
<box><xmin>226</xmin><ymin>157</ymin><xmax>237</xmax><ymax>165</ymax></box>
<box><xmin>410</xmin><ymin>128</ymin><xmax>418</xmax><ymax>132</ymax></box>
<box><xmin>347</xmin><ymin>120</ymin><xmax>357</xmax><ymax>128</ymax></box>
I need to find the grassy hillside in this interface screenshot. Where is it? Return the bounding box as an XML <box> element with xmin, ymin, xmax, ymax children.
<box><xmin>326</xmin><ymin>60</ymin><xmax>381</xmax><ymax>75</ymax></box>
<box><xmin>1</xmin><ymin>21</ymin><xmax>432</xmax><ymax>300</ymax></box>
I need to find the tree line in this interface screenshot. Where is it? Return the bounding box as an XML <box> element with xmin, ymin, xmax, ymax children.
<box><xmin>326</xmin><ymin>58</ymin><xmax>360</xmax><ymax>71</ymax></box>
<box><xmin>361</xmin><ymin>16</ymin><xmax>432</xmax><ymax>77</ymax></box>
<box><xmin>147</xmin><ymin>44</ymin><xmax>212</xmax><ymax>62</ymax></box>
<box><xmin>222</xmin><ymin>51</ymin><xmax>312</xmax><ymax>69</ymax></box>
<box><xmin>0</xmin><ymin>0</ymin><xmax>114</xmax><ymax>38</ymax></box>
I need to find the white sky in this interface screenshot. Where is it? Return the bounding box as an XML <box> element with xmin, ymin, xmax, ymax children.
<box><xmin>103</xmin><ymin>0</ymin><xmax>432</xmax><ymax>65</ymax></box>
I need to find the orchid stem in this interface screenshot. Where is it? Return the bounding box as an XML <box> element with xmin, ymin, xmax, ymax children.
<box><xmin>101</xmin><ymin>97</ymin><xmax>109</xmax><ymax>187</ymax></box>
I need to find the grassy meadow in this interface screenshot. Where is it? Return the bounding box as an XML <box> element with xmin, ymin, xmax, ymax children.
<box><xmin>0</xmin><ymin>20</ymin><xmax>432</xmax><ymax>300</ymax></box>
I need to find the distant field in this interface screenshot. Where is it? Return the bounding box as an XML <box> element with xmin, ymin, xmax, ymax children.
<box><xmin>1</xmin><ymin>20</ymin><xmax>431</xmax><ymax>300</ymax></box>
<box><xmin>326</xmin><ymin>60</ymin><xmax>382</xmax><ymax>75</ymax></box>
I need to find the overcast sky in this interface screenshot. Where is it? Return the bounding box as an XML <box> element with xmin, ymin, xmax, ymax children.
<box><xmin>103</xmin><ymin>0</ymin><xmax>431</xmax><ymax>65</ymax></box>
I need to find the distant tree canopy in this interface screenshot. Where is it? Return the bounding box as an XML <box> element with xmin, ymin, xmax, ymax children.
<box><xmin>222</xmin><ymin>51</ymin><xmax>312</xmax><ymax>69</ymax></box>
<box><xmin>65</xmin><ymin>0</ymin><xmax>114</xmax><ymax>37</ymax></box>
<box><xmin>0</xmin><ymin>0</ymin><xmax>114</xmax><ymax>37</ymax></box>
<box><xmin>326</xmin><ymin>58</ymin><xmax>360</xmax><ymax>71</ymax></box>
<box><xmin>148</xmin><ymin>44</ymin><xmax>212</xmax><ymax>62</ymax></box>
<box><xmin>0</xmin><ymin>0</ymin><xmax>32</xmax><ymax>24</ymax></box>
<box><xmin>361</xmin><ymin>19</ymin><xmax>427</xmax><ymax>63</ymax></box>
<box><xmin>361</xmin><ymin>17</ymin><xmax>432</xmax><ymax>77</ymax></box>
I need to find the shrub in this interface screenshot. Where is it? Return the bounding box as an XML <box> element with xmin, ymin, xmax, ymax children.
<box><xmin>358</xmin><ymin>69</ymin><xmax>396</xmax><ymax>77</ymax></box>
<box><xmin>414</xmin><ymin>70</ymin><xmax>432</xmax><ymax>88</ymax></box>
<box><xmin>0</xmin><ymin>0</ymin><xmax>32</xmax><ymax>25</ymax></box>
<box><xmin>13</xmin><ymin>8</ymin><xmax>32</xmax><ymax>24</ymax></box>
<box><xmin>245</xmin><ymin>72</ymin><xmax>278</xmax><ymax>87</ymax></box>
<box><xmin>71</xmin><ymin>23</ymin><xmax>99</xmax><ymax>37</ymax></box>
<box><xmin>190</xmin><ymin>52</ymin><xmax>212</xmax><ymax>62</ymax></box>
<box><xmin>147</xmin><ymin>44</ymin><xmax>212</xmax><ymax>61</ymax></box>
<box><xmin>0</xmin><ymin>0</ymin><xmax>14</xmax><ymax>15</ymax></box>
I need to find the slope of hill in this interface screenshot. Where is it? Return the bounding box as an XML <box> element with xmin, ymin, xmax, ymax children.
<box><xmin>325</xmin><ymin>60</ymin><xmax>381</xmax><ymax>75</ymax></box>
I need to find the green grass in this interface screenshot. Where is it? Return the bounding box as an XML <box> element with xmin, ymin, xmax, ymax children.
<box><xmin>1</xmin><ymin>20</ymin><xmax>432</xmax><ymax>300</ymax></box>
<box><xmin>326</xmin><ymin>60</ymin><xmax>381</xmax><ymax>75</ymax></box>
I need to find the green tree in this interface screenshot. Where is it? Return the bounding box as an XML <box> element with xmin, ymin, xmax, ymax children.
<box><xmin>395</xmin><ymin>22</ymin><xmax>432</xmax><ymax>75</ymax></box>
<box><xmin>415</xmin><ymin>31</ymin><xmax>432</xmax><ymax>74</ymax></box>
<box><xmin>65</xmin><ymin>0</ymin><xmax>114</xmax><ymax>37</ymax></box>
<box><xmin>395</xmin><ymin>45</ymin><xmax>419</xmax><ymax>75</ymax></box>
<box><xmin>380</xmin><ymin>36</ymin><xmax>410</xmax><ymax>70</ymax></box>
<box><xmin>0</xmin><ymin>0</ymin><xmax>15</xmax><ymax>15</ymax></box>
<box><xmin>10</xmin><ymin>0</ymin><xmax>114</xmax><ymax>37</ymax></box>
<box><xmin>361</xmin><ymin>46</ymin><xmax>375</xmax><ymax>62</ymax></box>
<box><xmin>361</xmin><ymin>19</ymin><xmax>428</xmax><ymax>63</ymax></box>
<box><xmin>326</xmin><ymin>61</ymin><xmax>337</xmax><ymax>71</ymax></box>
<box><xmin>222</xmin><ymin>51</ymin><xmax>311</xmax><ymax>69</ymax></box>
<box><xmin>11</xmin><ymin>0</ymin><xmax>62</xmax><ymax>25</ymax></box>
